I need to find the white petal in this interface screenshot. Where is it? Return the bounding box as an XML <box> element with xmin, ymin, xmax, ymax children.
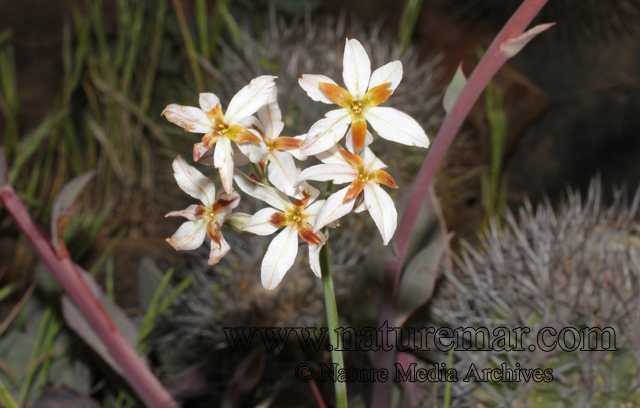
<box><xmin>303</xmin><ymin>199</ymin><xmax>326</xmax><ymax>226</ymax></box>
<box><xmin>162</xmin><ymin>104</ymin><xmax>212</xmax><ymax>134</ymax></box>
<box><xmin>232</xmin><ymin>145</ymin><xmax>251</xmax><ymax>166</ymax></box>
<box><xmin>295</xmin><ymin>181</ymin><xmax>320</xmax><ymax>202</ymax></box>
<box><xmin>353</xmin><ymin>198</ymin><xmax>367</xmax><ymax>213</ymax></box>
<box><xmin>366</xmin><ymin>107</ymin><xmax>430</xmax><ymax>148</ymax></box>
<box><xmin>308</xmin><ymin>231</ymin><xmax>327</xmax><ymax>278</ymax></box>
<box><xmin>236</xmin><ymin>138</ymin><xmax>269</xmax><ymax>164</ymax></box>
<box><xmin>345</xmin><ymin>128</ymin><xmax>373</xmax><ymax>153</ymax></box>
<box><xmin>172</xmin><ymin>155</ymin><xmax>216</xmax><ymax>207</ymax></box>
<box><xmin>343</xmin><ymin>38</ymin><xmax>371</xmax><ymax>99</ymax></box>
<box><xmin>214</xmin><ymin>137</ymin><xmax>234</xmax><ymax>194</ymax></box>
<box><xmin>225</xmin><ymin>75</ymin><xmax>276</xmax><ymax>125</ymax></box>
<box><xmin>296</xmin><ymin>163</ymin><xmax>357</xmax><ymax>186</ymax></box>
<box><xmin>363</xmin><ymin>183</ymin><xmax>397</xmax><ymax>245</ymax></box>
<box><xmin>362</xmin><ymin>146</ymin><xmax>387</xmax><ymax>171</ymax></box>
<box><xmin>316</xmin><ymin>144</ymin><xmax>350</xmax><ymax>166</ymax></box>
<box><xmin>288</xmin><ymin>135</ymin><xmax>308</xmax><ymax>161</ymax></box>
<box><xmin>165</xmin><ymin>204</ymin><xmax>200</xmax><ymax>221</ymax></box>
<box><xmin>313</xmin><ymin>186</ymin><xmax>356</xmax><ymax>231</ymax></box>
<box><xmin>199</xmin><ymin>93</ymin><xmax>221</xmax><ymax>114</ymax></box>
<box><xmin>233</xmin><ymin>171</ymin><xmax>291</xmax><ymax>212</ymax></box>
<box><xmin>216</xmin><ymin>189</ymin><xmax>241</xmax><ymax>211</ymax></box>
<box><xmin>368</xmin><ymin>61</ymin><xmax>403</xmax><ymax>92</ymax></box>
<box><xmin>242</xmin><ymin>207</ymin><xmax>281</xmax><ymax>236</ymax></box>
<box><xmin>300</xmin><ymin>109</ymin><xmax>350</xmax><ymax>156</ymax></box>
<box><xmin>258</xmin><ymin>89</ymin><xmax>284</xmax><ymax>140</ymax></box>
<box><xmin>298</xmin><ymin>74</ymin><xmax>340</xmax><ymax>105</ymax></box>
<box><xmin>166</xmin><ymin>219</ymin><xmax>207</xmax><ymax>251</ymax></box>
<box><xmin>267</xmin><ymin>151</ymin><xmax>300</xmax><ymax>198</ymax></box>
<box><xmin>262</xmin><ymin>227</ymin><xmax>299</xmax><ymax>290</ymax></box>
<box><xmin>208</xmin><ymin>235</ymin><xmax>230</xmax><ymax>265</ymax></box>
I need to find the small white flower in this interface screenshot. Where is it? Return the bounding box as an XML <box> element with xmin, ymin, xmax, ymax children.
<box><xmin>248</xmin><ymin>89</ymin><xmax>309</xmax><ymax>198</ymax></box>
<box><xmin>296</xmin><ymin>145</ymin><xmax>398</xmax><ymax>245</ymax></box>
<box><xmin>233</xmin><ymin>171</ymin><xmax>326</xmax><ymax>290</ymax></box>
<box><xmin>162</xmin><ymin>75</ymin><xmax>276</xmax><ymax>193</ymax></box>
<box><xmin>165</xmin><ymin>156</ymin><xmax>248</xmax><ymax>265</ymax></box>
<box><xmin>298</xmin><ymin>38</ymin><xmax>429</xmax><ymax>155</ymax></box>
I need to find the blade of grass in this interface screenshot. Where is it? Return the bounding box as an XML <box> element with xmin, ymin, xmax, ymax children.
<box><xmin>398</xmin><ymin>0</ymin><xmax>424</xmax><ymax>56</ymax></box>
<box><xmin>37</xmin><ymin>309</ymin><xmax>64</xmax><ymax>391</ymax></box>
<box><xmin>217</xmin><ymin>0</ymin><xmax>243</xmax><ymax>48</ymax></box>
<box><xmin>196</xmin><ymin>0</ymin><xmax>210</xmax><ymax>61</ymax></box>
<box><xmin>121</xmin><ymin>1</ymin><xmax>145</xmax><ymax>97</ymax></box>
<box><xmin>106</xmin><ymin>257</ymin><xmax>115</xmax><ymax>302</ymax></box>
<box><xmin>19</xmin><ymin>307</ymin><xmax>52</xmax><ymax>405</ymax></box>
<box><xmin>0</xmin><ymin>285</ymin><xmax>14</xmax><ymax>303</ymax></box>
<box><xmin>0</xmin><ymin>279</ymin><xmax>38</xmax><ymax>337</ymax></box>
<box><xmin>155</xmin><ymin>276</ymin><xmax>190</xmax><ymax>315</ymax></box>
<box><xmin>209</xmin><ymin>0</ymin><xmax>234</xmax><ymax>59</ymax></box>
<box><xmin>0</xmin><ymin>377</ymin><xmax>20</xmax><ymax>408</ymax></box>
<box><xmin>8</xmin><ymin>109</ymin><xmax>69</xmax><ymax>184</ymax></box>
<box><xmin>140</xmin><ymin>0</ymin><xmax>168</xmax><ymax>114</ymax></box>
<box><xmin>137</xmin><ymin>267</ymin><xmax>174</xmax><ymax>349</ymax></box>
<box><xmin>171</xmin><ymin>0</ymin><xmax>204</xmax><ymax>89</ymax></box>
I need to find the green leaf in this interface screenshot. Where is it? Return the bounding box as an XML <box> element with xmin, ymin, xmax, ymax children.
<box><xmin>443</xmin><ymin>63</ymin><xmax>467</xmax><ymax>113</ymax></box>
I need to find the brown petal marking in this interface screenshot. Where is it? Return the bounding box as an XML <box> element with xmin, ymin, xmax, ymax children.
<box><xmin>269</xmin><ymin>212</ymin><xmax>289</xmax><ymax>227</ymax></box>
<box><xmin>298</xmin><ymin>223</ymin><xmax>323</xmax><ymax>245</ymax></box>
<box><xmin>206</xmin><ymin>103</ymin><xmax>224</xmax><ymax>124</ymax></box>
<box><xmin>293</xmin><ymin>190</ymin><xmax>312</xmax><ymax>208</ymax></box>
<box><xmin>193</xmin><ymin>141</ymin><xmax>210</xmax><ymax>162</ymax></box>
<box><xmin>206</xmin><ymin>221</ymin><xmax>222</xmax><ymax>246</ymax></box>
<box><xmin>362</xmin><ymin>82</ymin><xmax>393</xmax><ymax>108</ymax></box>
<box><xmin>338</xmin><ymin>147</ymin><xmax>365</xmax><ymax>174</ymax></box>
<box><xmin>226</xmin><ymin>125</ymin><xmax>261</xmax><ymax>144</ymax></box>
<box><xmin>350</xmin><ymin>113</ymin><xmax>367</xmax><ymax>151</ymax></box>
<box><xmin>344</xmin><ymin>179</ymin><xmax>365</xmax><ymax>203</ymax></box>
<box><xmin>272</xmin><ymin>137</ymin><xmax>302</xmax><ymax>151</ymax></box>
<box><xmin>370</xmin><ymin>170</ymin><xmax>398</xmax><ymax>189</ymax></box>
<box><xmin>212</xmin><ymin>198</ymin><xmax>234</xmax><ymax>214</ymax></box>
<box><xmin>318</xmin><ymin>82</ymin><xmax>353</xmax><ymax>109</ymax></box>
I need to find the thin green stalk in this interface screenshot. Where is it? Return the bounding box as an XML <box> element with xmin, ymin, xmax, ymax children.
<box><xmin>172</xmin><ymin>0</ymin><xmax>204</xmax><ymax>89</ymax></box>
<box><xmin>252</xmin><ymin>163</ymin><xmax>269</xmax><ymax>185</ymax></box>
<box><xmin>443</xmin><ymin>347</ymin><xmax>454</xmax><ymax>408</ymax></box>
<box><xmin>0</xmin><ymin>376</ymin><xmax>19</xmax><ymax>408</ymax></box>
<box><xmin>196</xmin><ymin>0</ymin><xmax>210</xmax><ymax>61</ymax></box>
<box><xmin>398</xmin><ymin>0</ymin><xmax>424</xmax><ymax>56</ymax></box>
<box><xmin>320</xmin><ymin>237</ymin><xmax>347</xmax><ymax>408</ymax></box>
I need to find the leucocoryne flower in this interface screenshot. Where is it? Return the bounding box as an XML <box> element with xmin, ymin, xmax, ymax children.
<box><xmin>233</xmin><ymin>171</ymin><xmax>326</xmax><ymax>290</ymax></box>
<box><xmin>166</xmin><ymin>156</ymin><xmax>249</xmax><ymax>265</ymax></box>
<box><xmin>298</xmin><ymin>38</ymin><xmax>429</xmax><ymax>155</ymax></box>
<box><xmin>296</xmin><ymin>145</ymin><xmax>398</xmax><ymax>245</ymax></box>
<box><xmin>162</xmin><ymin>76</ymin><xmax>276</xmax><ymax>194</ymax></box>
<box><xmin>241</xmin><ymin>88</ymin><xmax>309</xmax><ymax>198</ymax></box>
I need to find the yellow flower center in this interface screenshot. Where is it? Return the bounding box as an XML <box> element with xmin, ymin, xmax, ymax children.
<box><xmin>358</xmin><ymin>172</ymin><xmax>369</xmax><ymax>183</ymax></box>
<box><xmin>351</xmin><ymin>101</ymin><xmax>364</xmax><ymax>114</ymax></box>
<box><xmin>217</xmin><ymin>123</ymin><xmax>229</xmax><ymax>134</ymax></box>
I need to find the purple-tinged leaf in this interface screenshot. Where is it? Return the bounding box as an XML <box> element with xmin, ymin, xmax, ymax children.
<box><xmin>61</xmin><ymin>266</ymin><xmax>142</xmax><ymax>376</ymax></box>
<box><xmin>32</xmin><ymin>386</ymin><xmax>100</xmax><ymax>408</ymax></box>
<box><xmin>501</xmin><ymin>23</ymin><xmax>555</xmax><ymax>58</ymax></box>
<box><xmin>443</xmin><ymin>63</ymin><xmax>467</xmax><ymax>113</ymax></box>
<box><xmin>0</xmin><ymin>147</ymin><xmax>7</xmax><ymax>187</ymax></box>
<box><xmin>50</xmin><ymin>171</ymin><xmax>95</xmax><ymax>257</ymax></box>
<box><xmin>396</xmin><ymin>232</ymin><xmax>453</xmax><ymax>327</ymax></box>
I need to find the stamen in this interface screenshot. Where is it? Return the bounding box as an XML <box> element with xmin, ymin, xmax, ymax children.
<box><xmin>351</xmin><ymin>101</ymin><xmax>364</xmax><ymax>114</ymax></box>
<box><xmin>217</xmin><ymin>123</ymin><xmax>228</xmax><ymax>134</ymax></box>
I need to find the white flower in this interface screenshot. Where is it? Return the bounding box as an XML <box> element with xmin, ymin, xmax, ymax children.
<box><xmin>247</xmin><ymin>89</ymin><xmax>309</xmax><ymax>198</ymax></box>
<box><xmin>296</xmin><ymin>145</ymin><xmax>398</xmax><ymax>245</ymax></box>
<box><xmin>233</xmin><ymin>171</ymin><xmax>326</xmax><ymax>290</ymax></box>
<box><xmin>162</xmin><ymin>75</ymin><xmax>276</xmax><ymax>193</ymax></box>
<box><xmin>298</xmin><ymin>38</ymin><xmax>429</xmax><ymax>155</ymax></box>
<box><xmin>165</xmin><ymin>156</ymin><xmax>248</xmax><ymax>265</ymax></box>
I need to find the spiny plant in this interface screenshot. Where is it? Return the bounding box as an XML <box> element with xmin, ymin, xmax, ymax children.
<box><xmin>430</xmin><ymin>178</ymin><xmax>640</xmax><ymax>407</ymax></box>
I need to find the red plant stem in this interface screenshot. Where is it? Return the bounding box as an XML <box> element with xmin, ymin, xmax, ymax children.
<box><xmin>0</xmin><ymin>183</ymin><xmax>179</xmax><ymax>408</ymax></box>
<box><xmin>372</xmin><ymin>0</ymin><xmax>550</xmax><ymax>406</ymax></box>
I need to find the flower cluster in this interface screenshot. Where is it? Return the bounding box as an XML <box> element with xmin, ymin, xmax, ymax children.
<box><xmin>163</xmin><ymin>39</ymin><xmax>429</xmax><ymax>290</ymax></box>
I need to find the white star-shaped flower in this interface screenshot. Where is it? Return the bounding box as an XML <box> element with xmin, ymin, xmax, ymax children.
<box><xmin>162</xmin><ymin>75</ymin><xmax>276</xmax><ymax>193</ymax></box>
<box><xmin>298</xmin><ymin>38</ymin><xmax>429</xmax><ymax>155</ymax></box>
<box><xmin>296</xmin><ymin>145</ymin><xmax>398</xmax><ymax>245</ymax></box>
<box><xmin>245</xmin><ymin>89</ymin><xmax>308</xmax><ymax>198</ymax></box>
<box><xmin>165</xmin><ymin>156</ymin><xmax>249</xmax><ymax>265</ymax></box>
<box><xmin>233</xmin><ymin>171</ymin><xmax>326</xmax><ymax>290</ymax></box>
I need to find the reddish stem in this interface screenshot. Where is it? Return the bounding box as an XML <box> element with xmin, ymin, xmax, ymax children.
<box><xmin>0</xmin><ymin>183</ymin><xmax>178</xmax><ymax>408</ymax></box>
<box><xmin>372</xmin><ymin>0</ymin><xmax>550</xmax><ymax>406</ymax></box>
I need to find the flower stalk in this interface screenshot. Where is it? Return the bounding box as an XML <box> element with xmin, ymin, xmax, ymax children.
<box><xmin>320</xmin><ymin>231</ymin><xmax>347</xmax><ymax>408</ymax></box>
<box><xmin>372</xmin><ymin>0</ymin><xmax>551</xmax><ymax>406</ymax></box>
<box><xmin>0</xmin><ymin>180</ymin><xmax>178</xmax><ymax>408</ymax></box>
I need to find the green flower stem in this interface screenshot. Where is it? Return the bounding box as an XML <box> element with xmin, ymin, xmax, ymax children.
<box><xmin>252</xmin><ymin>162</ymin><xmax>269</xmax><ymax>185</ymax></box>
<box><xmin>0</xmin><ymin>376</ymin><xmax>19</xmax><ymax>408</ymax></box>
<box><xmin>320</xmin><ymin>235</ymin><xmax>347</xmax><ymax>408</ymax></box>
<box><xmin>319</xmin><ymin>180</ymin><xmax>346</xmax><ymax>407</ymax></box>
